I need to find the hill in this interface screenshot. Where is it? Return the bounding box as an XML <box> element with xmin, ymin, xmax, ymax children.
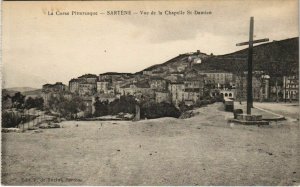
<box><xmin>133</xmin><ymin>37</ymin><xmax>298</xmax><ymax>78</ymax></box>
<box><xmin>136</xmin><ymin>51</ymin><xmax>209</xmax><ymax>75</ymax></box>
<box><xmin>5</xmin><ymin>87</ymin><xmax>39</xmax><ymax>93</ymax></box>
<box><xmin>3</xmin><ymin>87</ymin><xmax>42</xmax><ymax>98</ymax></box>
<box><xmin>22</xmin><ymin>89</ymin><xmax>43</xmax><ymax>96</ymax></box>
<box><xmin>195</xmin><ymin>37</ymin><xmax>299</xmax><ymax>76</ymax></box>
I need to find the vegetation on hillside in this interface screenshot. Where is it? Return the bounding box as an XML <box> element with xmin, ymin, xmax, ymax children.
<box><xmin>93</xmin><ymin>95</ymin><xmax>136</xmax><ymax>117</ymax></box>
<box><xmin>47</xmin><ymin>94</ymin><xmax>86</xmax><ymax>119</ymax></box>
<box><xmin>197</xmin><ymin>38</ymin><xmax>299</xmax><ymax>77</ymax></box>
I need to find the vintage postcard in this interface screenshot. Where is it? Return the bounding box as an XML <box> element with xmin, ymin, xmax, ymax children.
<box><xmin>1</xmin><ymin>0</ymin><xmax>299</xmax><ymax>185</ymax></box>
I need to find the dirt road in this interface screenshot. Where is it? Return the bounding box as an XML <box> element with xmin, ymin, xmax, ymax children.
<box><xmin>2</xmin><ymin>103</ymin><xmax>299</xmax><ymax>185</ymax></box>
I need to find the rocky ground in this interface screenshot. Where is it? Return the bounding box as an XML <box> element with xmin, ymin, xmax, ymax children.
<box><xmin>2</xmin><ymin>102</ymin><xmax>299</xmax><ymax>185</ymax></box>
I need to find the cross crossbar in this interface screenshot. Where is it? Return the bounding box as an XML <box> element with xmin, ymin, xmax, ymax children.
<box><xmin>236</xmin><ymin>38</ymin><xmax>269</xmax><ymax>46</ymax></box>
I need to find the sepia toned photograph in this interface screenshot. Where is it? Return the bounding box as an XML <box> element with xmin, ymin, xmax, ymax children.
<box><xmin>1</xmin><ymin>0</ymin><xmax>299</xmax><ymax>185</ymax></box>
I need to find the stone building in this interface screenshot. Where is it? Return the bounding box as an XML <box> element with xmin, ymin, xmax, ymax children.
<box><xmin>69</xmin><ymin>74</ymin><xmax>98</xmax><ymax>95</ymax></box>
<box><xmin>149</xmin><ymin>77</ymin><xmax>168</xmax><ymax>91</ymax></box>
<box><xmin>119</xmin><ymin>80</ymin><xmax>155</xmax><ymax>100</ymax></box>
<box><xmin>198</xmin><ymin>70</ymin><xmax>235</xmax><ymax>89</ymax></box>
<box><xmin>220</xmin><ymin>90</ymin><xmax>235</xmax><ymax>99</ymax></box>
<box><xmin>94</xmin><ymin>93</ymin><xmax>117</xmax><ymax>103</ymax></box>
<box><xmin>69</xmin><ymin>79</ymin><xmax>80</xmax><ymax>94</ymax></box>
<box><xmin>283</xmin><ymin>75</ymin><xmax>299</xmax><ymax>101</ymax></box>
<box><xmin>42</xmin><ymin>82</ymin><xmax>67</xmax><ymax>92</ymax></box>
<box><xmin>41</xmin><ymin>91</ymin><xmax>72</xmax><ymax>108</ymax></box>
<box><xmin>97</xmin><ymin>80</ymin><xmax>113</xmax><ymax>94</ymax></box>
<box><xmin>155</xmin><ymin>91</ymin><xmax>171</xmax><ymax>103</ymax></box>
<box><xmin>78</xmin><ymin>83</ymin><xmax>97</xmax><ymax>96</ymax></box>
<box><xmin>111</xmin><ymin>80</ymin><xmax>124</xmax><ymax>94</ymax></box>
<box><xmin>235</xmin><ymin>73</ymin><xmax>270</xmax><ymax>101</ymax></box>
<box><xmin>99</xmin><ymin>72</ymin><xmax>133</xmax><ymax>81</ymax></box>
<box><xmin>78</xmin><ymin>74</ymin><xmax>98</xmax><ymax>83</ymax></box>
<box><xmin>143</xmin><ymin>70</ymin><xmax>153</xmax><ymax>76</ymax></box>
<box><xmin>168</xmin><ymin>81</ymin><xmax>185</xmax><ymax>107</ymax></box>
<box><xmin>183</xmin><ymin>76</ymin><xmax>205</xmax><ymax>103</ymax></box>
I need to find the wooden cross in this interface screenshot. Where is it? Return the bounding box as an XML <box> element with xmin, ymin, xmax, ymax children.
<box><xmin>236</xmin><ymin>17</ymin><xmax>269</xmax><ymax>115</ymax></box>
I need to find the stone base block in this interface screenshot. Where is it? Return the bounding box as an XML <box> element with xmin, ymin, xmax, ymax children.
<box><xmin>228</xmin><ymin>118</ymin><xmax>269</xmax><ymax>125</ymax></box>
<box><xmin>236</xmin><ymin>114</ymin><xmax>262</xmax><ymax>121</ymax></box>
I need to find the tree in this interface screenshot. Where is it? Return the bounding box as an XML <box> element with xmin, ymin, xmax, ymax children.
<box><xmin>140</xmin><ymin>101</ymin><xmax>180</xmax><ymax>119</ymax></box>
<box><xmin>93</xmin><ymin>97</ymin><xmax>108</xmax><ymax>117</ymax></box>
<box><xmin>24</xmin><ymin>97</ymin><xmax>44</xmax><ymax>110</ymax></box>
<box><xmin>93</xmin><ymin>95</ymin><xmax>137</xmax><ymax>117</ymax></box>
<box><xmin>11</xmin><ymin>92</ymin><xmax>25</xmax><ymax>109</ymax></box>
<box><xmin>47</xmin><ymin>94</ymin><xmax>86</xmax><ymax>119</ymax></box>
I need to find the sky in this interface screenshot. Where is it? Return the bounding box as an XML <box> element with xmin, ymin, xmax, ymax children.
<box><xmin>2</xmin><ymin>0</ymin><xmax>299</xmax><ymax>88</ymax></box>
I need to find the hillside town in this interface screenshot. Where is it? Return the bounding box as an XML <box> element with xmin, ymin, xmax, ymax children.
<box><xmin>39</xmin><ymin>45</ymin><xmax>298</xmax><ymax>118</ymax></box>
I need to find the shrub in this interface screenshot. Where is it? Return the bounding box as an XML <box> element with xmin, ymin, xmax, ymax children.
<box><xmin>141</xmin><ymin>101</ymin><xmax>181</xmax><ymax>119</ymax></box>
<box><xmin>93</xmin><ymin>95</ymin><xmax>136</xmax><ymax>117</ymax></box>
<box><xmin>11</xmin><ymin>92</ymin><xmax>25</xmax><ymax>109</ymax></box>
<box><xmin>24</xmin><ymin>97</ymin><xmax>44</xmax><ymax>110</ymax></box>
<box><xmin>2</xmin><ymin>111</ymin><xmax>35</xmax><ymax>128</ymax></box>
<box><xmin>2</xmin><ymin>111</ymin><xmax>22</xmax><ymax>128</ymax></box>
<box><xmin>48</xmin><ymin>94</ymin><xmax>86</xmax><ymax>119</ymax></box>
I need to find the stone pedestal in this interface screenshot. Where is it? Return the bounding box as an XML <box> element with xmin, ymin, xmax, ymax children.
<box><xmin>228</xmin><ymin>113</ymin><xmax>269</xmax><ymax>125</ymax></box>
<box><xmin>236</xmin><ymin>114</ymin><xmax>262</xmax><ymax>121</ymax></box>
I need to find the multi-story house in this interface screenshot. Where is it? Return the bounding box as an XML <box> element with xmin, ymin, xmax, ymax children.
<box><xmin>168</xmin><ymin>81</ymin><xmax>185</xmax><ymax>107</ymax></box>
<box><xmin>183</xmin><ymin>76</ymin><xmax>205</xmax><ymax>104</ymax></box>
<box><xmin>42</xmin><ymin>82</ymin><xmax>69</xmax><ymax>107</ymax></box>
<box><xmin>78</xmin><ymin>82</ymin><xmax>97</xmax><ymax>96</ymax></box>
<box><xmin>97</xmin><ymin>80</ymin><xmax>113</xmax><ymax>94</ymax></box>
<box><xmin>99</xmin><ymin>72</ymin><xmax>133</xmax><ymax>81</ymax></box>
<box><xmin>119</xmin><ymin>80</ymin><xmax>155</xmax><ymax>100</ymax></box>
<box><xmin>71</xmin><ymin>74</ymin><xmax>98</xmax><ymax>96</ymax></box>
<box><xmin>155</xmin><ymin>91</ymin><xmax>171</xmax><ymax>103</ymax></box>
<box><xmin>149</xmin><ymin>77</ymin><xmax>168</xmax><ymax>91</ymax></box>
<box><xmin>198</xmin><ymin>70</ymin><xmax>235</xmax><ymax>89</ymax></box>
<box><xmin>42</xmin><ymin>82</ymin><xmax>67</xmax><ymax>92</ymax></box>
<box><xmin>69</xmin><ymin>79</ymin><xmax>80</xmax><ymax>94</ymax></box>
<box><xmin>283</xmin><ymin>75</ymin><xmax>299</xmax><ymax>101</ymax></box>
<box><xmin>235</xmin><ymin>72</ymin><xmax>270</xmax><ymax>101</ymax></box>
<box><xmin>78</xmin><ymin>74</ymin><xmax>98</xmax><ymax>83</ymax></box>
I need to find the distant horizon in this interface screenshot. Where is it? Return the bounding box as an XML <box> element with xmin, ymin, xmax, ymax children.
<box><xmin>3</xmin><ymin>1</ymin><xmax>298</xmax><ymax>88</ymax></box>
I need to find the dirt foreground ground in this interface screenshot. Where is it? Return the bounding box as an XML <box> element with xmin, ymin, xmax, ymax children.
<box><xmin>2</xmin><ymin>103</ymin><xmax>299</xmax><ymax>185</ymax></box>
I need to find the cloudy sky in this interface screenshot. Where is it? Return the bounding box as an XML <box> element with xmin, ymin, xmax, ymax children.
<box><xmin>2</xmin><ymin>0</ymin><xmax>298</xmax><ymax>88</ymax></box>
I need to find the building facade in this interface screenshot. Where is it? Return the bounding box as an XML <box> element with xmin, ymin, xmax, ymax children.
<box><xmin>283</xmin><ymin>75</ymin><xmax>299</xmax><ymax>101</ymax></box>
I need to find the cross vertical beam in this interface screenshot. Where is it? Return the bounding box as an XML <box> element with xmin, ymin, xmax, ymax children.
<box><xmin>247</xmin><ymin>17</ymin><xmax>254</xmax><ymax>114</ymax></box>
<box><xmin>236</xmin><ymin>17</ymin><xmax>269</xmax><ymax>115</ymax></box>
